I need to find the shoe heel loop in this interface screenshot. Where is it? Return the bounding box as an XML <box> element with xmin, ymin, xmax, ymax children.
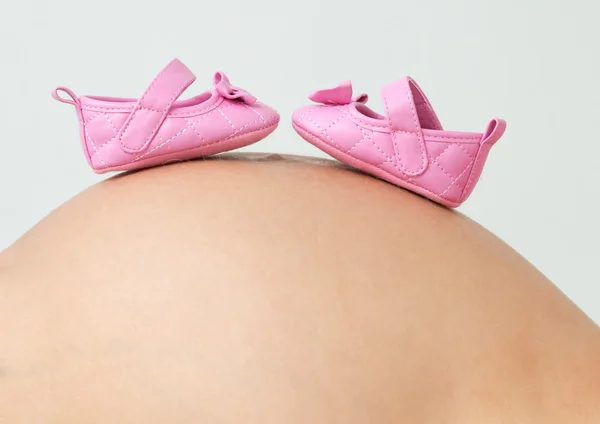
<box><xmin>481</xmin><ymin>118</ymin><xmax>506</xmax><ymax>147</ymax></box>
<box><xmin>52</xmin><ymin>87</ymin><xmax>81</xmax><ymax>108</ymax></box>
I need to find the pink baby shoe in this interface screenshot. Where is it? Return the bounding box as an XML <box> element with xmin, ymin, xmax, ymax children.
<box><xmin>53</xmin><ymin>59</ymin><xmax>280</xmax><ymax>173</ymax></box>
<box><xmin>292</xmin><ymin>78</ymin><xmax>505</xmax><ymax>207</ymax></box>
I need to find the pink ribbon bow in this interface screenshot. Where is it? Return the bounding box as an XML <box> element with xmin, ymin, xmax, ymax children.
<box><xmin>308</xmin><ymin>80</ymin><xmax>368</xmax><ymax>105</ymax></box>
<box><xmin>214</xmin><ymin>72</ymin><xmax>257</xmax><ymax>104</ymax></box>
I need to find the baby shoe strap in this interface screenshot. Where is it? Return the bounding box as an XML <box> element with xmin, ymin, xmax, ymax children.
<box><xmin>117</xmin><ymin>59</ymin><xmax>196</xmax><ymax>153</ymax></box>
<box><xmin>381</xmin><ymin>77</ymin><xmax>436</xmax><ymax>176</ymax></box>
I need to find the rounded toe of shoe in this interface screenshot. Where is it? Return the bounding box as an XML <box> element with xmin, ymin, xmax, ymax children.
<box><xmin>253</xmin><ymin>102</ymin><xmax>280</xmax><ymax>129</ymax></box>
<box><xmin>224</xmin><ymin>100</ymin><xmax>280</xmax><ymax>136</ymax></box>
<box><xmin>291</xmin><ymin>105</ymin><xmax>323</xmax><ymax>135</ymax></box>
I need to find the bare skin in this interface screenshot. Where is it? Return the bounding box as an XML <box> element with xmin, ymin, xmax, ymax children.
<box><xmin>1</xmin><ymin>153</ymin><xmax>599</xmax><ymax>424</ymax></box>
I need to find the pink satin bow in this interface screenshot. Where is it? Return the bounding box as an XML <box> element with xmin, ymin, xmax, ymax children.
<box><xmin>308</xmin><ymin>81</ymin><xmax>368</xmax><ymax>105</ymax></box>
<box><xmin>214</xmin><ymin>72</ymin><xmax>257</xmax><ymax>104</ymax></box>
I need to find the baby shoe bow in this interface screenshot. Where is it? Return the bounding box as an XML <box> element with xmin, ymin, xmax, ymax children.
<box><xmin>308</xmin><ymin>81</ymin><xmax>368</xmax><ymax>105</ymax></box>
<box><xmin>213</xmin><ymin>72</ymin><xmax>257</xmax><ymax>104</ymax></box>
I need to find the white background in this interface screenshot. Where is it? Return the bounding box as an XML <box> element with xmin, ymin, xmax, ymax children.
<box><xmin>0</xmin><ymin>1</ymin><xmax>598</xmax><ymax>322</ymax></box>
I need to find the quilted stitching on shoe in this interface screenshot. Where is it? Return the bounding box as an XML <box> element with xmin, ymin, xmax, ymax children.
<box><xmin>81</xmin><ymin>99</ymin><xmax>279</xmax><ymax>170</ymax></box>
<box><xmin>294</xmin><ymin>105</ymin><xmax>481</xmax><ymax>203</ymax></box>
